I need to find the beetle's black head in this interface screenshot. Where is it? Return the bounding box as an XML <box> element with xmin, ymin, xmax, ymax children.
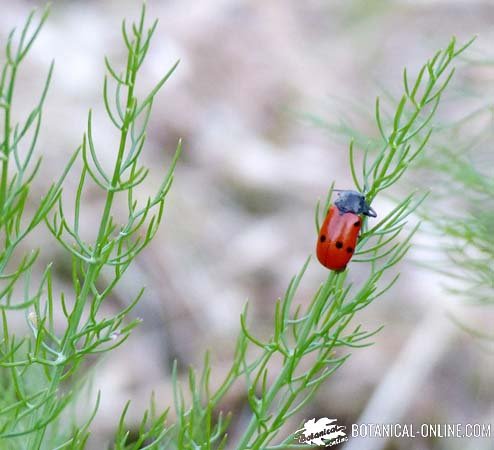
<box><xmin>334</xmin><ymin>190</ymin><xmax>377</xmax><ymax>217</ymax></box>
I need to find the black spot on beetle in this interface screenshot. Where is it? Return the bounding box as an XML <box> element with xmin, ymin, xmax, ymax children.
<box><xmin>320</xmin><ymin>235</ymin><xmax>326</xmax><ymax>243</ymax></box>
<box><xmin>335</xmin><ymin>241</ymin><xmax>343</xmax><ymax>249</ymax></box>
<box><xmin>346</xmin><ymin>247</ymin><xmax>354</xmax><ymax>253</ymax></box>
<box><xmin>354</xmin><ymin>220</ymin><xmax>360</xmax><ymax>227</ymax></box>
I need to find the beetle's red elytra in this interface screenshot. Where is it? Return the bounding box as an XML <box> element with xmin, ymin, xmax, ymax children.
<box><xmin>316</xmin><ymin>190</ymin><xmax>376</xmax><ymax>272</ymax></box>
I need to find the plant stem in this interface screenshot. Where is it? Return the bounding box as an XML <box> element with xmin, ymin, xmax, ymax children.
<box><xmin>28</xmin><ymin>27</ymin><xmax>140</xmax><ymax>450</ymax></box>
<box><xmin>237</xmin><ymin>273</ymin><xmax>339</xmax><ymax>449</ymax></box>
<box><xmin>0</xmin><ymin>64</ymin><xmax>17</xmax><ymax>244</ymax></box>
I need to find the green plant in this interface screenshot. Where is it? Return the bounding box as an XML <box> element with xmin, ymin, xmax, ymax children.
<box><xmin>0</xmin><ymin>4</ymin><xmax>474</xmax><ymax>449</ymax></box>
<box><xmin>417</xmin><ymin>92</ymin><xmax>493</xmax><ymax>333</ymax></box>
<box><xmin>166</xmin><ymin>39</ymin><xmax>474</xmax><ymax>450</ymax></box>
<box><xmin>0</xmin><ymin>5</ymin><xmax>180</xmax><ymax>448</ymax></box>
<box><xmin>422</xmin><ymin>147</ymin><xmax>493</xmax><ymax>306</ymax></box>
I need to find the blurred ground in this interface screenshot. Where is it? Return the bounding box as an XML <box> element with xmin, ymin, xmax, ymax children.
<box><xmin>0</xmin><ymin>1</ymin><xmax>493</xmax><ymax>449</ymax></box>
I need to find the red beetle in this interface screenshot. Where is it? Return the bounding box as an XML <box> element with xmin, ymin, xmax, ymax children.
<box><xmin>316</xmin><ymin>190</ymin><xmax>376</xmax><ymax>272</ymax></box>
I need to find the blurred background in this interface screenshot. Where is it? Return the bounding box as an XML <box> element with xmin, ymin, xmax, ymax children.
<box><xmin>0</xmin><ymin>1</ymin><xmax>493</xmax><ymax>449</ymax></box>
